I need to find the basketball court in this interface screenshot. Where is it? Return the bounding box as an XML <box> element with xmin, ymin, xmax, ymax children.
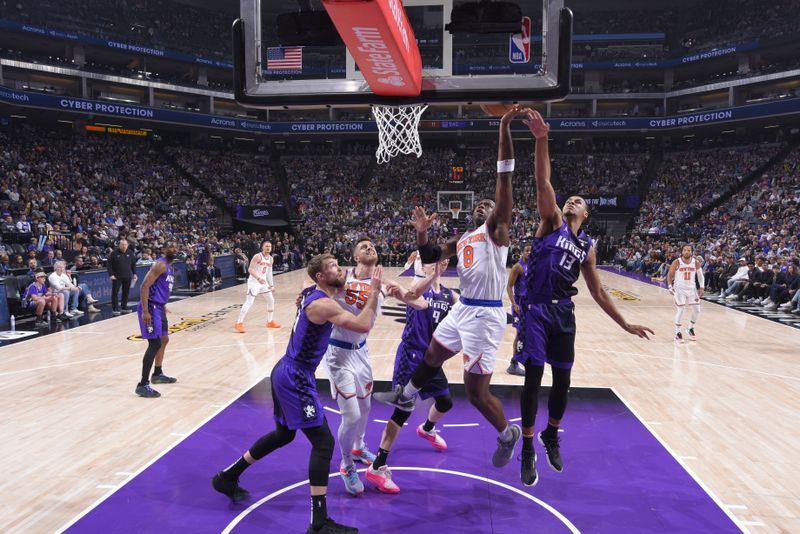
<box><xmin>2</xmin><ymin>268</ymin><xmax>798</xmax><ymax>532</ymax></box>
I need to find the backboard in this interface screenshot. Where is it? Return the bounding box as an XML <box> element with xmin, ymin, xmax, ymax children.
<box><xmin>233</xmin><ymin>0</ymin><xmax>572</xmax><ymax>109</ymax></box>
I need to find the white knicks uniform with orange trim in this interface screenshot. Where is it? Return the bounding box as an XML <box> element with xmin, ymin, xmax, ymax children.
<box><xmin>323</xmin><ymin>268</ymin><xmax>384</xmax><ymax>399</ymax></box>
<box><xmin>246</xmin><ymin>253</ymin><xmax>274</xmax><ymax>296</ymax></box>
<box><xmin>432</xmin><ymin>222</ymin><xmax>509</xmax><ymax>374</ymax></box>
<box><xmin>674</xmin><ymin>257</ymin><xmax>700</xmax><ymax>306</ymax></box>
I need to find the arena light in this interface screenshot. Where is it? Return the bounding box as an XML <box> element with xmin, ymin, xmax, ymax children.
<box><xmin>764</xmin><ymin>124</ymin><xmax>780</xmax><ymax>128</ymax></box>
<box><xmin>58</xmin><ymin>120</ymin><xmax>73</xmax><ymax>124</ymax></box>
<box><xmin>10</xmin><ymin>114</ymin><xmax>26</xmax><ymax>118</ymax></box>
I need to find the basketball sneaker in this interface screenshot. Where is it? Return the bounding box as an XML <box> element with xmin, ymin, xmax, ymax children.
<box><xmin>351</xmin><ymin>446</ymin><xmax>377</xmax><ymax>466</ymax></box>
<box><xmin>212</xmin><ymin>471</ymin><xmax>250</xmax><ymax>502</ymax></box>
<box><xmin>305</xmin><ymin>518</ymin><xmax>359</xmax><ymax>534</ymax></box>
<box><xmin>339</xmin><ymin>463</ymin><xmax>364</xmax><ymax>496</ymax></box>
<box><xmin>687</xmin><ymin>328</ymin><xmax>696</xmax><ymax>340</ymax></box>
<box><xmin>538</xmin><ymin>431</ymin><xmax>564</xmax><ymax>472</ymax></box>
<box><xmin>266</xmin><ymin>321</ymin><xmax>281</xmax><ymax>329</ymax></box>
<box><xmin>506</xmin><ymin>361</ymin><xmax>526</xmax><ymax>376</ymax></box>
<box><xmin>416</xmin><ymin>424</ymin><xmax>447</xmax><ymax>450</ymax></box>
<box><xmin>520</xmin><ymin>449</ymin><xmax>538</xmax><ymax>487</ymax></box>
<box><xmin>365</xmin><ymin>464</ymin><xmax>400</xmax><ymax>494</ymax></box>
<box><xmin>234</xmin><ymin>322</ymin><xmax>245</xmax><ymax>333</ymax></box>
<box><xmin>674</xmin><ymin>331</ymin><xmax>683</xmax><ymax>343</ymax></box>
<box><xmin>492</xmin><ymin>424</ymin><xmax>521</xmax><ymax>467</ymax></box>
<box><xmin>135</xmin><ymin>383</ymin><xmax>161</xmax><ymax>398</ymax></box>
<box><xmin>372</xmin><ymin>384</ymin><xmax>415</xmax><ymax>412</ymax></box>
<box><xmin>151</xmin><ymin>373</ymin><xmax>178</xmax><ymax>384</ymax></box>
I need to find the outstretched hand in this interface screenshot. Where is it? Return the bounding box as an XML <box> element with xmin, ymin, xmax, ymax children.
<box><xmin>499</xmin><ymin>104</ymin><xmax>526</xmax><ymax>125</ymax></box>
<box><xmin>522</xmin><ymin>109</ymin><xmax>550</xmax><ymax>140</ymax></box>
<box><xmin>409</xmin><ymin>206</ymin><xmax>437</xmax><ymax>234</ymax></box>
<box><xmin>370</xmin><ymin>266</ymin><xmax>384</xmax><ymax>290</ymax></box>
<box><xmin>624</xmin><ymin>323</ymin><xmax>655</xmax><ymax>339</ymax></box>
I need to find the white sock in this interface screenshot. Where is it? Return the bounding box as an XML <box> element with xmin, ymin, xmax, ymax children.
<box><xmin>402</xmin><ymin>382</ymin><xmax>420</xmax><ymax>398</ymax></box>
<box><xmin>238</xmin><ymin>294</ymin><xmax>256</xmax><ymax>323</ymax></box>
<box><xmin>500</xmin><ymin>425</ymin><xmax>513</xmax><ymax>442</ymax></box>
<box><xmin>675</xmin><ymin>324</ymin><xmax>681</xmax><ymax>335</ymax></box>
<box><xmin>265</xmin><ymin>292</ymin><xmax>275</xmax><ymax>322</ymax></box>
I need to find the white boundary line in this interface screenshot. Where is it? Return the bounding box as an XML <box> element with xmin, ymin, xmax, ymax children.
<box><xmin>442</xmin><ymin>423</ymin><xmax>480</xmax><ymax>427</ymax></box>
<box><xmin>55</xmin><ymin>372</ymin><xmax>269</xmax><ymax>533</ymax></box>
<box><xmin>220</xmin><ymin>467</ymin><xmax>581</xmax><ymax>534</ymax></box>
<box><xmin>611</xmin><ymin>387</ymin><xmax>747</xmax><ymax>534</ymax></box>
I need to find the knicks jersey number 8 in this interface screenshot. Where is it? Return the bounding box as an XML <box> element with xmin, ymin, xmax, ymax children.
<box><xmin>463</xmin><ymin>245</ymin><xmax>474</xmax><ymax>268</ymax></box>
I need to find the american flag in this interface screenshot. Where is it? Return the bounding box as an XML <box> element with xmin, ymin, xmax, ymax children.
<box><xmin>266</xmin><ymin>47</ymin><xmax>303</xmax><ymax>70</ymax></box>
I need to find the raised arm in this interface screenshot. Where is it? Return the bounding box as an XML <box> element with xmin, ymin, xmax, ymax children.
<box><xmin>581</xmin><ymin>247</ymin><xmax>654</xmax><ymax>339</ymax></box>
<box><xmin>306</xmin><ymin>267</ymin><xmax>384</xmax><ymax>332</ymax></box>
<box><xmin>411</xmin><ymin>206</ymin><xmax>458</xmax><ymax>262</ymax></box>
<box><xmin>523</xmin><ymin>110</ymin><xmax>561</xmax><ymax>236</ymax></box>
<box><xmin>487</xmin><ymin>105</ymin><xmax>524</xmax><ymax>246</ymax></box>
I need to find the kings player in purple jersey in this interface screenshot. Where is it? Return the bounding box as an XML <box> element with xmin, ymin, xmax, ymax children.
<box><xmin>135</xmin><ymin>242</ymin><xmax>178</xmax><ymax>398</ymax></box>
<box><xmin>213</xmin><ymin>254</ymin><xmax>382</xmax><ymax>534</ymax></box>
<box><xmin>517</xmin><ymin>110</ymin><xmax>654</xmax><ymax>487</ymax></box>
<box><xmin>506</xmin><ymin>244</ymin><xmax>531</xmax><ymax>376</ymax></box>
<box><xmin>364</xmin><ymin>259</ymin><xmax>455</xmax><ymax>494</ymax></box>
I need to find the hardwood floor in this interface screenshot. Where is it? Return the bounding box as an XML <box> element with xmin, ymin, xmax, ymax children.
<box><xmin>1</xmin><ymin>267</ymin><xmax>797</xmax><ymax>532</ymax></box>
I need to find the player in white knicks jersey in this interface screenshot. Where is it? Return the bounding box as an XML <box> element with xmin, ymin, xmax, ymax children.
<box><xmin>667</xmin><ymin>244</ymin><xmax>704</xmax><ymax>342</ymax></box>
<box><xmin>234</xmin><ymin>240</ymin><xmax>281</xmax><ymax>333</ymax></box>
<box><xmin>323</xmin><ymin>237</ymin><xmax>422</xmax><ymax>496</ymax></box>
<box><xmin>375</xmin><ymin>106</ymin><xmax>527</xmax><ymax>468</ymax></box>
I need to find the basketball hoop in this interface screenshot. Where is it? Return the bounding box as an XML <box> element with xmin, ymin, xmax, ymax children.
<box><xmin>372</xmin><ymin>104</ymin><xmax>428</xmax><ymax>164</ymax></box>
<box><xmin>448</xmin><ymin>200</ymin><xmax>462</xmax><ymax>220</ymax></box>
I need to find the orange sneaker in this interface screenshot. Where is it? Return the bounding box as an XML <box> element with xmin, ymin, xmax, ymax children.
<box><xmin>234</xmin><ymin>323</ymin><xmax>245</xmax><ymax>333</ymax></box>
<box><xmin>265</xmin><ymin>321</ymin><xmax>281</xmax><ymax>329</ymax></box>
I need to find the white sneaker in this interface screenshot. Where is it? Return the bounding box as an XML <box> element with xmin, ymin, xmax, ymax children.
<box><xmin>764</xmin><ymin>303</ymin><xmax>778</xmax><ymax>311</ymax></box>
<box><xmin>778</xmin><ymin>303</ymin><xmax>793</xmax><ymax>310</ymax></box>
<box><xmin>725</xmin><ymin>294</ymin><xmax>737</xmax><ymax>300</ymax></box>
<box><xmin>71</xmin><ymin>309</ymin><xmax>85</xmax><ymax>316</ymax></box>
<box><xmin>88</xmin><ymin>305</ymin><xmax>101</xmax><ymax>313</ymax></box>
<box><xmin>86</xmin><ymin>296</ymin><xmax>99</xmax><ymax>304</ymax></box>
<box><xmin>64</xmin><ymin>311</ymin><xmax>75</xmax><ymax>318</ymax></box>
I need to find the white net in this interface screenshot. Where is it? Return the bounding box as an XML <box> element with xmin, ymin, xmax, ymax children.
<box><xmin>371</xmin><ymin>104</ymin><xmax>428</xmax><ymax>164</ymax></box>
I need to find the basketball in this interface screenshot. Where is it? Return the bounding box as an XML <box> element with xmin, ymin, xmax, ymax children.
<box><xmin>480</xmin><ymin>103</ymin><xmax>517</xmax><ymax>117</ymax></box>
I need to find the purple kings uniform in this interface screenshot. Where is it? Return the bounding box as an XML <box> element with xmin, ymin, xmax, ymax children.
<box><xmin>271</xmin><ymin>287</ymin><xmax>333</xmax><ymax>429</ymax></box>
<box><xmin>392</xmin><ymin>286</ymin><xmax>454</xmax><ymax>399</ymax></box>
<box><xmin>520</xmin><ymin>222</ymin><xmax>593</xmax><ymax>369</ymax></box>
<box><xmin>512</xmin><ymin>258</ymin><xmax>528</xmax><ymax>330</ymax></box>
<box><xmin>137</xmin><ymin>258</ymin><xmax>174</xmax><ymax>339</ymax></box>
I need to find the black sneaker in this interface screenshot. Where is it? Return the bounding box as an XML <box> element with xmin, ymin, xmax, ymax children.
<box><xmin>306</xmin><ymin>518</ymin><xmax>358</xmax><ymax>533</ymax></box>
<box><xmin>521</xmin><ymin>449</ymin><xmax>538</xmax><ymax>486</ymax></box>
<box><xmin>112</xmin><ymin>309</ymin><xmax>121</xmax><ymax>316</ymax></box>
<box><xmin>674</xmin><ymin>331</ymin><xmax>683</xmax><ymax>343</ymax></box>
<box><xmin>492</xmin><ymin>424</ymin><xmax>521</xmax><ymax>467</ymax></box>
<box><xmin>372</xmin><ymin>384</ymin><xmax>415</xmax><ymax>412</ymax></box>
<box><xmin>212</xmin><ymin>471</ymin><xmax>251</xmax><ymax>502</ymax></box>
<box><xmin>151</xmin><ymin>373</ymin><xmax>178</xmax><ymax>384</ymax></box>
<box><xmin>135</xmin><ymin>383</ymin><xmax>161</xmax><ymax>398</ymax></box>
<box><xmin>687</xmin><ymin>328</ymin><xmax>696</xmax><ymax>340</ymax></box>
<box><xmin>57</xmin><ymin>313</ymin><xmax>69</xmax><ymax>322</ymax></box>
<box><xmin>538</xmin><ymin>431</ymin><xmax>564</xmax><ymax>472</ymax></box>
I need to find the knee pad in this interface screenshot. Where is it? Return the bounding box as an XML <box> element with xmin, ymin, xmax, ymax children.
<box><xmin>390</xmin><ymin>408</ymin><xmax>412</xmax><ymax>427</ymax></box>
<box><xmin>434</xmin><ymin>395</ymin><xmax>453</xmax><ymax>413</ymax></box>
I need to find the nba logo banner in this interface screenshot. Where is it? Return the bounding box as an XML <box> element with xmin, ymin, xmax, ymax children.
<box><xmin>509</xmin><ymin>16</ymin><xmax>531</xmax><ymax>63</ymax></box>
